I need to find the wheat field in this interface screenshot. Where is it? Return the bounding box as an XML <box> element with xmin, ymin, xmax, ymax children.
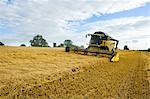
<box><xmin>0</xmin><ymin>46</ymin><xmax>150</xmax><ymax>98</ymax></box>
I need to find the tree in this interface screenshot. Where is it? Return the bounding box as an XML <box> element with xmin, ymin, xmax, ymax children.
<box><xmin>148</xmin><ymin>48</ymin><xmax>150</xmax><ymax>52</ymax></box>
<box><xmin>64</xmin><ymin>40</ymin><xmax>73</xmax><ymax>47</ymax></box>
<box><xmin>57</xmin><ymin>43</ymin><xmax>64</xmax><ymax>47</ymax></box>
<box><xmin>30</xmin><ymin>35</ymin><xmax>49</xmax><ymax>47</ymax></box>
<box><xmin>80</xmin><ymin>45</ymin><xmax>84</xmax><ymax>48</ymax></box>
<box><xmin>20</xmin><ymin>44</ymin><xmax>26</xmax><ymax>47</ymax></box>
<box><xmin>124</xmin><ymin>45</ymin><xmax>129</xmax><ymax>50</ymax></box>
<box><xmin>0</xmin><ymin>42</ymin><xmax>4</xmax><ymax>46</ymax></box>
<box><xmin>53</xmin><ymin>43</ymin><xmax>57</xmax><ymax>47</ymax></box>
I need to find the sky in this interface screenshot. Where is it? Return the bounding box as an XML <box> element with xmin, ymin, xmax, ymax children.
<box><xmin>0</xmin><ymin>0</ymin><xmax>150</xmax><ymax>50</ymax></box>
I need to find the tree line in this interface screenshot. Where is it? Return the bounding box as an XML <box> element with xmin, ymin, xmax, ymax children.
<box><xmin>0</xmin><ymin>34</ymin><xmax>150</xmax><ymax>52</ymax></box>
<box><xmin>0</xmin><ymin>34</ymin><xmax>80</xmax><ymax>48</ymax></box>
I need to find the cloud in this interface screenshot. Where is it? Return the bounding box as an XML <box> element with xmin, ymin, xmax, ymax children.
<box><xmin>76</xmin><ymin>16</ymin><xmax>150</xmax><ymax>49</ymax></box>
<box><xmin>0</xmin><ymin>0</ymin><xmax>150</xmax><ymax>49</ymax></box>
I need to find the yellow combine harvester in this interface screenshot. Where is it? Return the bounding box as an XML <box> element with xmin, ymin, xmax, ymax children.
<box><xmin>72</xmin><ymin>31</ymin><xmax>119</xmax><ymax>62</ymax></box>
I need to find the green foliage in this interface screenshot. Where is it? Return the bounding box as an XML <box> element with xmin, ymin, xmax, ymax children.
<box><xmin>80</xmin><ymin>45</ymin><xmax>84</xmax><ymax>49</ymax></box>
<box><xmin>0</xmin><ymin>42</ymin><xmax>4</xmax><ymax>46</ymax></box>
<box><xmin>57</xmin><ymin>43</ymin><xmax>64</xmax><ymax>47</ymax></box>
<box><xmin>124</xmin><ymin>45</ymin><xmax>129</xmax><ymax>50</ymax></box>
<box><xmin>53</xmin><ymin>43</ymin><xmax>57</xmax><ymax>47</ymax></box>
<box><xmin>20</xmin><ymin>44</ymin><xmax>26</xmax><ymax>47</ymax></box>
<box><xmin>148</xmin><ymin>48</ymin><xmax>150</xmax><ymax>52</ymax></box>
<box><xmin>30</xmin><ymin>35</ymin><xmax>49</xmax><ymax>47</ymax></box>
<box><xmin>64</xmin><ymin>40</ymin><xmax>73</xmax><ymax>47</ymax></box>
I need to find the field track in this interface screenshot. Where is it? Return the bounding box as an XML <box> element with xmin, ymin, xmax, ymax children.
<box><xmin>0</xmin><ymin>46</ymin><xmax>150</xmax><ymax>98</ymax></box>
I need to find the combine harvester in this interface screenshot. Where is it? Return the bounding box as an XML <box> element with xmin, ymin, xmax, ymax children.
<box><xmin>66</xmin><ymin>31</ymin><xmax>119</xmax><ymax>62</ymax></box>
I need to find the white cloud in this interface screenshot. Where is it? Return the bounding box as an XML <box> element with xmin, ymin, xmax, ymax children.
<box><xmin>75</xmin><ymin>16</ymin><xmax>150</xmax><ymax>50</ymax></box>
<box><xmin>0</xmin><ymin>0</ymin><xmax>150</xmax><ymax>49</ymax></box>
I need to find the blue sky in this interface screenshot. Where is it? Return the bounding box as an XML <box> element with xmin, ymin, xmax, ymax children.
<box><xmin>0</xmin><ymin>0</ymin><xmax>150</xmax><ymax>49</ymax></box>
<box><xmin>67</xmin><ymin>2</ymin><xmax>150</xmax><ymax>32</ymax></box>
<box><xmin>85</xmin><ymin>2</ymin><xmax>150</xmax><ymax>23</ymax></box>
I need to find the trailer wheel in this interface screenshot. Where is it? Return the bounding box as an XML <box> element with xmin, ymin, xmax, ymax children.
<box><xmin>74</xmin><ymin>47</ymin><xmax>78</xmax><ymax>53</ymax></box>
<box><xmin>65</xmin><ymin>47</ymin><xmax>70</xmax><ymax>52</ymax></box>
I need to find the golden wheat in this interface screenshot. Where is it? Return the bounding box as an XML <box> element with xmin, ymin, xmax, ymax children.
<box><xmin>0</xmin><ymin>46</ymin><xmax>149</xmax><ymax>98</ymax></box>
